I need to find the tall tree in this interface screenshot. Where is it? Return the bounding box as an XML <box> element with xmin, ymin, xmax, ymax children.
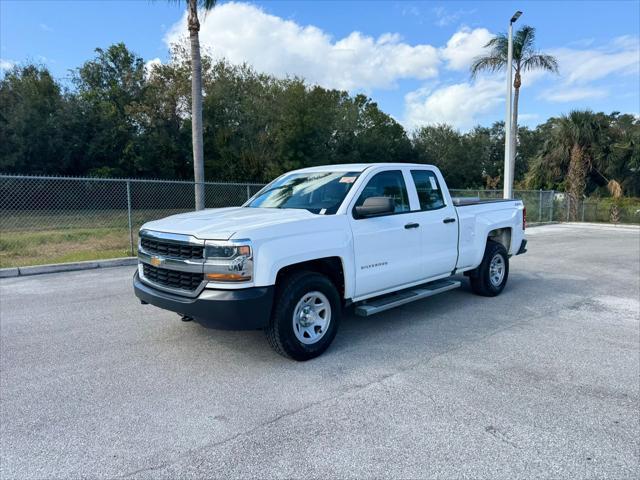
<box><xmin>413</xmin><ymin>125</ymin><xmax>484</xmax><ymax>188</ymax></box>
<box><xmin>561</xmin><ymin>111</ymin><xmax>600</xmax><ymax>220</ymax></box>
<box><xmin>0</xmin><ymin>65</ymin><xmax>66</xmax><ymax>174</ymax></box>
<box><xmin>74</xmin><ymin>43</ymin><xmax>147</xmax><ymax>177</ymax></box>
<box><xmin>189</xmin><ymin>0</ymin><xmax>216</xmax><ymax>209</ymax></box>
<box><xmin>533</xmin><ymin>110</ymin><xmax>604</xmax><ymax>220</ymax></box>
<box><xmin>471</xmin><ymin>25</ymin><xmax>558</xmax><ymax>178</ymax></box>
<box><xmin>136</xmin><ymin>44</ymin><xmax>194</xmax><ymax>179</ymax></box>
<box><xmin>162</xmin><ymin>0</ymin><xmax>217</xmax><ymax>209</ymax></box>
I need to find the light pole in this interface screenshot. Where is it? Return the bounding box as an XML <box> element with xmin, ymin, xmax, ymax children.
<box><xmin>503</xmin><ymin>10</ymin><xmax>522</xmax><ymax>199</ymax></box>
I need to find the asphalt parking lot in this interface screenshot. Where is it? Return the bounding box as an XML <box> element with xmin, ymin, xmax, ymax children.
<box><xmin>1</xmin><ymin>223</ymin><xmax>639</xmax><ymax>479</ymax></box>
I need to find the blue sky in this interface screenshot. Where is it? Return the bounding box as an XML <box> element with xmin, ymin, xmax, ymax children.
<box><xmin>1</xmin><ymin>0</ymin><xmax>639</xmax><ymax>131</ymax></box>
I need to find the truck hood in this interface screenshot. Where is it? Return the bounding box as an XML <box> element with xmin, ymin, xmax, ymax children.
<box><xmin>141</xmin><ymin>207</ymin><xmax>317</xmax><ymax>240</ymax></box>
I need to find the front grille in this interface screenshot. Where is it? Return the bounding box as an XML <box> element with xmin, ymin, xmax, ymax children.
<box><xmin>140</xmin><ymin>237</ymin><xmax>203</xmax><ymax>260</ymax></box>
<box><xmin>142</xmin><ymin>264</ymin><xmax>203</xmax><ymax>291</ymax></box>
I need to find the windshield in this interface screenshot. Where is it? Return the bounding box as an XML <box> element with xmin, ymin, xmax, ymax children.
<box><xmin>246</xmin><ymin>171</ymin><xmax>360</xmax><ymax>214</ymax></box>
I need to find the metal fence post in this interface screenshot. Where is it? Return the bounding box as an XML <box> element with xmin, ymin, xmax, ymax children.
<box><xmin>566</xmin><ymin>196</ymin><xmax>570</xmax><ymax>222</ymax></box>
<box><xmin>581</xmin><ymin>200</ymin><xmax>586</xmax><ymax>222</ymax></box>
<box><xmin>246</xmin><ymin>184</ymin><xmax>251</xmax><ymax>201</ymax></box>
<box><xmin>126</xmin><ymin>180</ymin><xmax>134</xmax><ymax>257</ymax></box>
<box><xmin>538</xmin><ymin>189</ymin><xmax>542</xmax><ymax>222</ymax></box>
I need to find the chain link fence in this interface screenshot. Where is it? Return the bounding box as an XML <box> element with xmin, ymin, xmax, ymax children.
<box><xmin>1</xmin><ymin>175</ymin><xmax>638</xmax><ymax>268</ymax></box>
<box><xmin>449</xmin><ymin>189</ymin><xmax>557</xmax><ymax>223</ymax></box>
<box><xmin>0</xmin><ymin>175</ymin><xmax>264</xmax><ymax>268</ymax></box>
<box><xmin>449</xmin><ymin>189</ymin><xmax>640</xmax><ymax>224</ymax></box>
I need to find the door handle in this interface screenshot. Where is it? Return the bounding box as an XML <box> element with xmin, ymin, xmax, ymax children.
<box><xmin>443</xmin><ymin>217</ymin><xmax>456</xmax><ymax>224</ymax></box>
<box><xmin>404</xmin><ymin>222</ymin><xmax>420</xmax><ymax>229</ymax></box>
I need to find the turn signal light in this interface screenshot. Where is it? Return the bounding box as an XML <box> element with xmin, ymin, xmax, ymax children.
<box><xmin>205</xmin><ymin>272</ymin><xmax>252</xmax><ymax>282</ymax></box>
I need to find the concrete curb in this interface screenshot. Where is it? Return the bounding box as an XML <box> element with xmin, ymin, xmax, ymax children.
<box><xmin>0</xmin><ymin>268</ymin><xmax>20</xmax><ymax>278</ymax></box>
<box><xmin>0</xmin><ymin>257</ymin><xmax>137</xmax><ymax>279</ymax></box>
<box><xmin>562</xmin><ymin>222</ymin><xmax>640</xmax><ymax>230</ymax></box>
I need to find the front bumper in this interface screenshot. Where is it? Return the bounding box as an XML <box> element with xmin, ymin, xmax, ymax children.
<box><xmin>133</xmin><ymin>271</ymin><xmax>274</xmax><ymax>330</ymax></box>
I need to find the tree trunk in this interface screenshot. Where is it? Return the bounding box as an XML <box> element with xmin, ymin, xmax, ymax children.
<box><xmin>188</xmin><ymin>0</ymin><xmax>205</xmax><ymax>211</ymax></box>
<box><xmin>566</xmin><ymin>144</ymin><xmax>587</xmax><ymax>221</ymax></box>
<box><xmin>510</xmin><ymin>71</ymin><xmax>521</xmax><ymax>185</ymax></box>
<box><xmin>610</xmin><ymin>204</ymin><xmax>620</xmax><ymax>224</ymax></box>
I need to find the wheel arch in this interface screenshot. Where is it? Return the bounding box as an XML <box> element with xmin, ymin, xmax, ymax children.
<box><xmin>275</xmin><ymin>257</ymin><xmax>347</xmax><ymax>301</ymax></box>
<box><xmin>487</xmin><ymin>227</ymin><xmax>512</xmax><ymax>253</ymax></box>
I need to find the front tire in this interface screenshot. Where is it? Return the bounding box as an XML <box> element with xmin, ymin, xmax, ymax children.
<box><xmin>469</xmin><ymin>241</ymin><xmax>509</xmax><ymax>297</ymax></box>
<box><xmin>265</xmin><ymin>271</ymin><xmax>341</xmax><ymax>361</ymax></box>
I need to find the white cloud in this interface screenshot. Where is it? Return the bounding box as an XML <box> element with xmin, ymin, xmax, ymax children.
<box><xmin>566</xmin><ymin>38</ymin><xmax>595</xmax><ymax>48</ymax></box>
<box><xmin>520</xmin><ymin>68</ymin><xmax>551</xmax><ymax>88</ymax></box>
<box><xmin>518</xmin><ymin>113</ymin><xmax>540</xmax><ymax>123</ymax></box>
<box><xmin>0</xmin><ymin>58</ymin><xmax>15</xmax><ymax>71</ymax></box>
<box><xmin>39</xmin><ymin>23</ymin><xmax>53</xmax><ymax>32</ymax></box>
<box><xmin>407</xmin><ymin>31</ymin><xmax>639</xmax><ymax>128</ymax></box>
<box><xmin>440</xmin><ymin>27</ymin><xmax>493</xmax><ymax>71</ymax></box>
<box><xmin>551</xmin><ymin>36</ymin><xmax>639</xmax><ymax>86</ymax></box>
<box><xmin>611</xmin><ymin>35</ymin><xmax>639</xmax><ymax>50</ymax></box>
<box><xmin>535</xmin><ymin>36</ymin><xmax>638</xmax><ymax>103</ymax></box>
<box><xmin>401</xmin><ymin>5</ymin><xmax>421</xmax><ymax>18</ymax></box>
<box><xmin>164</xmin><ymin>2</ymin><xmax>440</xmax><ymax>91</ymax></box>
<box><xmin>144</xmin><ymin>57</ymin><xmax>162</xmax><ymax>78</ymax></box>
<box><xmin>160</xmin><ymin>3</ymin><xmax>638</xmax><ymax>129</ymax></box>
<box><xmin>403</xmin><ymin>76</ymin><xmax>504</xmax><ymax>131</ymax></box>
<box><xmin>540</xmin><ymin>87</ymin><xmax>608</xmax><ymax>103</ymax></box>
<box><xmin>432</xmin><ymin>6</ymin><xmax>476</xmax><ymax>27</ymax></box>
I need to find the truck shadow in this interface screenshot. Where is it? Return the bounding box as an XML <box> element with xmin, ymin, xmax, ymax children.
<box><xmin>185</xmin><ymin>271</ymin><xmax>570</xmax><ymax>366</ymax></box>
<box><xmin>326</xmin><ymin>271</ymin><xmax>569</xmax><ymax>361</ymax></box>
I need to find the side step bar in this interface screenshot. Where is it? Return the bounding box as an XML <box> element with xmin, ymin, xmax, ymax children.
<box><xmin>354</xmin><ymin>279</ymin><xmax>461</xmax><ymax>317</ymax></box>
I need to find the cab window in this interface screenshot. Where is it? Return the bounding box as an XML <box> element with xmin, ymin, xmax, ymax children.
<box><xmin>353</xmin><ymin>170</ymin><xmax>410</xmax><ymax>215</ymax></box>
<box><xmin>411</xmin><ymin>170</ymin><xmax>445</xmax><ymax>211</ymax></box>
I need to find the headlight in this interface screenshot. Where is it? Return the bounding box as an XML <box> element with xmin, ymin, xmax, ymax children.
<box><xmin>203</xmin><ymin>241</ymin><xmax>253</xmax><ymax>282</ymax></box>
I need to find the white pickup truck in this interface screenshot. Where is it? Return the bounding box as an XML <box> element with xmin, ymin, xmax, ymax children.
<box><xmin>134</xmin><ymin>163</ymin><xmax>526</xmax><ymax>360</ymax></box>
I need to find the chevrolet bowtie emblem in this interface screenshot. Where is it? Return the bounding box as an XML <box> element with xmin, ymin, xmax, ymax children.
<box><xmin>150</xmin><ymin>256</ymin><xmax>163</xmax><ymax>267</ymax></box>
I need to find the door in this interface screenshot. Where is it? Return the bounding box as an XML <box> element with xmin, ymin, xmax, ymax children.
<box><xmin>410</xmin><ymin>169</ymin><xmax>458</xmax><ymax>278</ymax></box>
<box><xmin>349</xmin><ymin>170</ymin><xmax>424</xmax><ymax>298</ymax></box>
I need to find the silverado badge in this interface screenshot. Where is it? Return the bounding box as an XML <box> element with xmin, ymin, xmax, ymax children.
<box><xmin>150</xmin><ymin>256</ymin><xmax>163</xmax><ymax>267</ymax></box>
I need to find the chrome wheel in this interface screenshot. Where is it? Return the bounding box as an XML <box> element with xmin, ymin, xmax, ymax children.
<box><xmin>489</xmin><ymin>254</ymin><xmax>505</xmax><ymax>287</ymax></box>
<box><xmin>292</xmin><ymin>291</ymin><xmax>332</xmax><ymax>345</ymax></box>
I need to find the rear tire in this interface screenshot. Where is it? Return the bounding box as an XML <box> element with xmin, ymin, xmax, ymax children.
<box><xmin>265</xmin><ymin>271</ymin><xmax>341</xmax><ymax>361</ymax></box>
<box><xmin>470</xmin><ymin>241</ymin><xmax>509</xmax><ymax>297</ymax></box>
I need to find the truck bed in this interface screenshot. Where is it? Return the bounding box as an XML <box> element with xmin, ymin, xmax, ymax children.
<box><xmin>452</xmin><ymin>197</ymin><xmax>525</xmax><ymax>269</ymax></box>
<box><xmin>452</xmin><ymin>197</ymin><xmax>517</xmax><ymax>207</ymax></box>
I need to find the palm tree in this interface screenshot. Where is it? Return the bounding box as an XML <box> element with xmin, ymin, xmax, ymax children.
<box><xmin>471</xmin><ymin>25</ymin><xmax>558</xmax><ymax>176</ymax></box>
<box><xmin>546</xmin><ymin>110</ymin><xmax>602</xmax><ymax>220</ymax></box>
<box><xmin>162</xmin><ymin>0</ymin><xmax>216</xmax><ymax>210</ymax></box>
<box><xmin>607</xmin><ymin>179</ymin><xmax>623</xmax><ymax>224</ymax></box>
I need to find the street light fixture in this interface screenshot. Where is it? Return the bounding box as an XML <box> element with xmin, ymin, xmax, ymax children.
<box><xmin>503</xmin><ymin>10</ymin><xmax>522</xmax><ymax>199</ymax></box>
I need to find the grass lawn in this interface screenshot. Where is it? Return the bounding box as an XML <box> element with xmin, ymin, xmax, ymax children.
<box><xmin>0</xmin><ymin>227</ymin><xmax>135</xmax><ymax>268</ymax></box>
<box><xmin>0</xmin><ymin>208</ymin><xmax>189</xmax><ymax>268</ymax></box>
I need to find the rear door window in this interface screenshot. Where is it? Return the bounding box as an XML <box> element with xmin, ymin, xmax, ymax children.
<box><xmin>411</xmin><ymin>170</ymin><xmax>446</xmax><ymax>211</ymax></box>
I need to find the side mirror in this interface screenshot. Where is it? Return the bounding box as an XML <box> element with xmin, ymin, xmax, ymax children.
<box><xmin>354</xmin><ymin>196</ymin><xmax>395</xmax><ymax>218</ymax></box>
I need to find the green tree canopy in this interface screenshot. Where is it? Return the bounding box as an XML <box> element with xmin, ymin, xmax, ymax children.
<box><xmin>1</xmin><ymin>43</ymin><xmax>638</xmax><ymax>199</ymax></box>
<box><xmin>0</xmin><ymin>65</ymin><xmax>66</xmax><ymax>174</ymax></box>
